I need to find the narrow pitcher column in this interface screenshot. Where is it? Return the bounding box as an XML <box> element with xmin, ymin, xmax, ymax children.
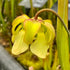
<box><xmin>57</xmin><ymin>0</ymin><xmax>70</xmax><ymax>70</ymax></box>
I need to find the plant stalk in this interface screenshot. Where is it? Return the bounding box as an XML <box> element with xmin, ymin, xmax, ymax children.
<box><xmin>34</xmin><ymin>8</ymin><xmax>70</xmax><ymax>36</ymax></box>
<box><xmin>43</xmin><ymin>58</ymin><xmax>48</xmax><ymax>70</ymax></box>
<box><xmin>30</xmin><ymin>0</ymin><xmax>34</xmax><ymax>17</ymax></box>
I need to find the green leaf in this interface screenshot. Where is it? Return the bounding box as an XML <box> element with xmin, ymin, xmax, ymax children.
<box><xmin>12</xmin><ymin>30</ymin><xmax>28</xmax><ymax>55</ymax></box>
<box><xmin>57</xmin><ymin>0</ymin><xmax>70</xmax><ymax>70</ymax></box>
<box><xmin>69</xmin><ymin>35</ymin><xmax>70</xmax><ymax>52</ymax></box>
<box><xmin>24</xmin><ymin>19</ymin><xmax>41</xmax><ymax>44</ymax></box>
<box><xmin>30</xmin><ymin>32</ymin><xmax>49</xmax><ymax>58</ymax></box>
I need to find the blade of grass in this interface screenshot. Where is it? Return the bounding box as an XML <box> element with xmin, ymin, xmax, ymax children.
<box><xmin>0</xmin><ymin>11</ymin><xmax>5</xmax><ymax>25</ymax></box>
<box><xmin>30</xmin><ymin>0</ymin><xmax>34</xmax><ymax>17</ymax></box>
<box><xmin>2</xmin><ymin>0</ymin><xmax>5</xmax><ymax>15</ymax></box>
<box><xmin>52</xmin><ymin>50</ymin><xmax>58</xmax><ymax>70</ymax></box>
<box><xmin>0</xmin><ymin>0</ymin><xmax>6</xmax><ymax>33</ymax></box>
<box><xmin>5</xmin><ymin>0</ymin><xmax>9</xmax><ymax>18</ymax></box>
<box><xmin>48</xmin><ymin>0</ymin><xmax>53</xmax><ymax>8</ymax></box>
<box><xmin>11</xmin><ymin>0</ymin><xmax>15</xmax><ymax>21</ymax></box>
<box><xmin>56</xmin><ymin>0</ymin><xmax>70</xmax><ymax>70</ymax></box>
